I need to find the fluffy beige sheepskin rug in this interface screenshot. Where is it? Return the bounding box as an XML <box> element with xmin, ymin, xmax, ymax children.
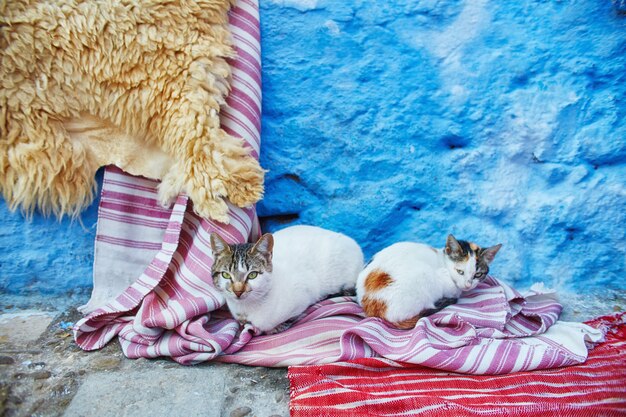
<box><xmin>0</xmin><ymin>0</ymin><xmax>264</xmax><ymax>223</ymax></box>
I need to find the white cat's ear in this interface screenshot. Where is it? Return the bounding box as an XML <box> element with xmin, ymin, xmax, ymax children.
<box><xmin>210</xmin><ymin>233</ymin><xmax>231</xmax><ymax>255</ymax></box>
<box><xmin>251</xmin><ymin>233</ymin><xmax>274</xmax><ymax>257</ymax></box>
<box><xmin>445</xmin><ymin>234</ymin><xmax>462</xmax><ymax>256</ymax></box>
<box><xmin>481</xmin><ymin>244</ymin><xmax>502</xmax><ymax>264</ymax></box>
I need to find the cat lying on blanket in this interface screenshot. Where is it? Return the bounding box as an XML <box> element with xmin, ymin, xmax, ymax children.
<box><xmin>210</xmin><ymin>225</ymin><xmax>364</xmax><ymax>333</ymax></box>
<box><xmin>357</xmin><ymin>234</ymin><xmax>501</xmax><ymax>329</ymax></box>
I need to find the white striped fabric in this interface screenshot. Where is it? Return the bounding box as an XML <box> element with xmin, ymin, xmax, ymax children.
<box><xmin>74</xmin><ymin>0</ymin><xmax>604</xmax><ymax>374</ymax></box>
<box><xmin>75</xmin><ymin>0</ymin><xmax>262</xmax><ymax>351</ymax></box>
<box><xmin>78</xmin><ymin>169</ymin><xmax>172</xmax><ymax>314</ymax></box>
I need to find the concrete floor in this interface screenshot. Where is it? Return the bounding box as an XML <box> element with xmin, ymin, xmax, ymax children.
<box><xmin>0</xmin><ymin>304</ymin><xmax>289</xmax><ymax>417</ymax></box>
<box><xmin>0</xmin><ymin>289</ymin><xmax>624</xmax><ymax>417</ymax></box>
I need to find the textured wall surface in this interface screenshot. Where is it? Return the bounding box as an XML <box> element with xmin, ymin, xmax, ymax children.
<box><xmin>0</xmin><ymin>167</ymin><xmax>102</xmax><ymax>296</ymax></box>
<box><xmin>1</xmin><ymin>0</ymin><xmax>625</xmax><ymax>297</ymax></box>
<box><xmin>257</xmin><ymin>0</ymin><xmax>626</xmax><ymax>292</ymax></box>
<box><xmin>0</xmin><ymin>183</ymin><xmax>99</xmax><ymax>296</ymax></box>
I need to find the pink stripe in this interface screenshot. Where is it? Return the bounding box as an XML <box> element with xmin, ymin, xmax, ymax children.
<box><xmin>96</xmin><ymin>235</ymin><xmax>163</xmax><ymax>251</ymax></box>
<box><xmin>222</xmin><ymin>111</ymin><xmax>259</xmax><ymax>145</ymax></box>
<box><xmin>229</xmin><ymin>85</ymin><xmax>261</xmax><ymax>119</ymax></box>
<box><xmin>232</xmin><ymin>31</ymin><xmax>261</xmax><ymax>58</ymax></box>
<box><xmin>229</xmin><ymin>52</ymin><xmax>261</xmax><ymax>85</ymax></box>
<box><xmin>229</xmin><ymin>12</ymin><xmax>260</xmax><ymax>41</ymax></box>
<box><xmin>98</xmin><ymin>212</ymin><xmax>168</xmax><ymax>229</ymax></box>
<box><xmin>99</xmin><ymin>201</ymin><xmax>172</xmax><ymax>219</ymax></box>
<box><xmin>232</xmin><ymin>5</ymin><xmax>260</xmax><ymax>32</ymax></box>
<box><xmin>232</xmin><ymin>72</ymin><xmax>262</xmax><ymax>102</ymax></box>
<box><xmin>104</xmin><ymin>178</ymin><xmax>160</xmax><ymax>194</ymax></box>
<box><xmin>101</xmin><ymin>190</ymin><xmax>162</xmax><ymax>208</ymax></box>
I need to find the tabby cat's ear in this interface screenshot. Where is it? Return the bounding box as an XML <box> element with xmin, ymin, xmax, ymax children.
<box><xmin>251</xmin><ymin>233</ymin><xmax>274</xmax><ymax>260</ymax></box>
<box><xmin>481</xmin><ymin>244</ymin><xmax>502</xmax><ymax>264</ymax></box>
<box><xmin>445</xmin><ymin>234</ymin><xmax>463</xmax><ymax>257</ymax></box>
<box><xmin>210</xmin><ymin>233</ymin><xmax>231</xmax><ymax>255</ymax></box>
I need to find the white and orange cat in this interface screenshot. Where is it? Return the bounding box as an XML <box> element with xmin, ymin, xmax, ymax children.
<box><xmin>357</xmin><ymin>235</ymin><xmax>501</xmax><ymax>329</ymax></box>
<box><xmin>210</xmin><ymin>225</ymin><xmax>364</xmax><ymax>333</ymax></box>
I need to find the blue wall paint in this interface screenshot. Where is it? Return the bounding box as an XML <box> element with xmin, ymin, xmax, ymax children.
<box><xmin>257</xmin><ymin>0</ymin><xmax>626</xmax><ymax>291</ymax></box>
<box><xmin>0</xmin><ymin>173</ymin><xmax>101</xmax><ymax>296</ymax></box>
<box><xmin>1</xmin><ymin>1</ymin><xmax>624</xmax><ymax>297</ymax></box>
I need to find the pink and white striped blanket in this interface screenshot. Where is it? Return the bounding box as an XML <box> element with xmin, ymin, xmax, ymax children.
<box><xmin>74</xmin><ymin>0</ymin><xmax>603</xmax><ymax>373</ymax></box>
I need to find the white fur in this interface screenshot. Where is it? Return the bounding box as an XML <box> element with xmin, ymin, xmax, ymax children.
<box><xmin>356</xmin><ymin>242</ymin><xmax>477</xmax><ymax>323</ymax></box>
<box><xmin>223</xmin><ymin>225</ymin><xmax>364</xmax><ymax>333</ymax></box>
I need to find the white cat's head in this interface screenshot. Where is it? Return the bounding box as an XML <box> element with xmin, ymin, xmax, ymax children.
<box><xmin>443</xmin><ymin>234</ymin><xmax>502</xmax><ymax>291</ymax></box>
<box><xmin>210</xmin><ymin>233</ymin><xmax>274</xmax><ymax>302</ymax></box>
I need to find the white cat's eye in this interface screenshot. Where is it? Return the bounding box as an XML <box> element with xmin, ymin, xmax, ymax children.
<box><xmin>456</xmin><ymin>269</ymin><xmax>464</xmax><ymax>275</ymax></box>
<box><xmin>221</xmin><ymin>271</ymin><xmax>232</xmax><ymax>280</ymax></box>
<box><xmin>247</xmin><ymin>271</ymin><xmax>258</xmax><ymax>280</ymax></box>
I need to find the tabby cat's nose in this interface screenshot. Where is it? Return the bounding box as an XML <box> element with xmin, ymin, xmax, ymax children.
<box><xmin>234</xmin><ymin>290</ymin><xmax>244</xmax><ymax>298</ymax></box>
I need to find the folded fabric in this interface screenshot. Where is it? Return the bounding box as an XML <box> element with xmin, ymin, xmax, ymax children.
<box><xmin>78</xmin><ymin>0</ymin><xmax>263</xmax><ymax>315</ymax></box>
<box><xmin>288</xmin><ymin>313</ymin><xmax>626</xmax><ymax>416</ymax></box>
<box><xmin>76</xmin><ymin>223</ymin><xmax>604</xmax><ymax>369</ymax></box>
<box><xmin>74</xmin><ymin>0</ymin><xmax>602</xmax><ymax>376</ymax></box>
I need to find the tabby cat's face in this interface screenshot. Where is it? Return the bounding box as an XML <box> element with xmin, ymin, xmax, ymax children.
<box><xmin>444</xmin><ymin>234</ymin><xmax>502</xmax><ymax>291</ymax></box>
<box><xmin>210</xmin><ymin>233</ymin><xmax>273</xmax><ymax>301</ymax></box>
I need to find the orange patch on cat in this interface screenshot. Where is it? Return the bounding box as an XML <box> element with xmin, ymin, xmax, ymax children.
<box><xmin>361</xmin><ymin>296</ymin><xmax>388</xmax><ymax>318</ymax></box>
<box><xmin>394</xmin><ymin>315</ymin><xmax>420</xmax><ymax>330</ymax></box>
<box><xmin>469</xmin><ymin>242</ymin><xmax>479</xmax><ymax>252</ymax></box>
<box><xmin>364</xmin><ymin>269</ymin><xmax>394</xmax><ymax>292</ymax></box>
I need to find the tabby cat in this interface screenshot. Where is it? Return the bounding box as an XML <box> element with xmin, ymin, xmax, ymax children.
<box><xmin>210</xmin><ymin>225</ymin><xmax>364</xmax><ymax>333</ymax></box>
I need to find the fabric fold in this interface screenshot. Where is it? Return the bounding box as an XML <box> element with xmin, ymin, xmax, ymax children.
<box><xmin>288</xmin><ymin>313</ymin><xmax>626</xmax><ymax>417</ymax></box>
<box><xmin>75</xmin><ymin>0</ymin><xmax>603</xmax><ymax>376</ymax></box>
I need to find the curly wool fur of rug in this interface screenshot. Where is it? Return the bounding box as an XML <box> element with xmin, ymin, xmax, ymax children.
<box><xmin>0</xmin><ymin>0</ymin><xmax>263</xmax><ymax>223</ymax></box>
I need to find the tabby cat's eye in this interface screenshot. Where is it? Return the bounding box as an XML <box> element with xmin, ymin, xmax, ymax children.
<box><xmin>247</xmin><ymin>271</ymin><xmax>258</xmax><ymax>280</ymax></box>
<box><xmin>474</xmin><ymin>272</ymin><xmax>484</xmax><ymax>279</ymax></box>
<box><xmin>456</xmin><ymin>269</ymin><xmax>464</xmax><ymax>275</ymax></box>
<box><xmin>221</xmin><ymin>272</ymin><xmax>232</xmax><ymax>280</ymax></box>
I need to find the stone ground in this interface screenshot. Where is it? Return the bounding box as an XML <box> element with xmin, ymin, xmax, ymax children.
<box><xmin>0</xmin><ymin>290</ymin><xmax>624</xmax><ymax>417</ymax></box>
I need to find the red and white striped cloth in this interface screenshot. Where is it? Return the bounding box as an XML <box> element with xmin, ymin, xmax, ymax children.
<box><xmin>77</xmin><ymin>0</ymin><xmax>263</xmax><ymax>317</ymax></box>
<box><xmin>288</xmin><ymin>313</ymin><xmax>626</xmax><ymax>416</ymax></box>
<box><xmin>74</xmin><ymin>0</ymin><xmax>263</xmax><ymax>363</ymax></box>
<box><xmin>75</xmin><ymin>0</ymin><xmax>603</xmax><ymax>374</ymax></box>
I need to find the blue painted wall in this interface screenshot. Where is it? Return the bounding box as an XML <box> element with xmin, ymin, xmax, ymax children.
<box><xmin>1</xmin><ymin>0</ymin><xmax>624</xmax><ymax>298</ymax></box>
<box><xmin>0</xmin><ymin>172</ymin><xmax>101</xmax><ymax>298</ymax></box>
<box><xmin>257</xmin><ymin>0</ymin><xmax>626</xmax><ymax>292</ymax></box>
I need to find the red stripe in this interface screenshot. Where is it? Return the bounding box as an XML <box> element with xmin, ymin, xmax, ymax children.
<box><xmin>289</xmin><ymin>315</ymin><xmax>626</xmax><ymax>416</ymax></box>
